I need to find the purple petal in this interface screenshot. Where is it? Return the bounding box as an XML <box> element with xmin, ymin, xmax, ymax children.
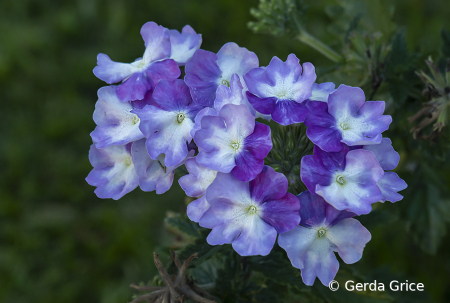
<box><xmin>377</xmin><ymin>172</ymin><xmax>407</xmax><ymax>202</ymax></box>
<box><xmin>169</xmin><ymin>25</ymin><xmax>202</xmax><ymax>65</ymax></box>
<box><xmin>140</xmin><ymin>22</ymin><xmax>171</xmax><ymax>63</ymax></box>
<box><xmin>232</xmin><ymin>150</ymin><xmax>264</xmax><ymax>182</ymax></box>
<box><xmin>246</xmin><ymin>92</ymin><xmax>277</xmax><ymax>115</ymax></box>
<box><xmin>243</xmin><ymin>122</ymin><xmax>272</xmax><ymax>160</ymax></box>
<box><xmin>300</xmin><ymin>155</ymin><xmax>333</xmax><ymax>195</ymax></box>
<box><xmin>309</xmin><ymin>82</ymin><xmax>336</xmax><ymax>102</ymax></box>
<box><xmin>185</xmin><ymin>49</ymin><xmax>221</xmax><ymax>107</ymax></box>
<box><xmin>249</xmin><ymin>165</ymin><xmax>289</xmax><ymax>203</ymax></box>
<box><xmin>216</xmin><ymin>42</ymin><xmax>259</xmax><ymax>82</ymax></box>
<box><xmin>116</xmin><ymin>71</ymin><xmax>152</xmax><ymax>102</ymax></box>
<box><xmin>363</xmin><ymin>138</ymin><xmax>399</xmax><ymax>171</ymax></box>
<box><xmin>179</xmin><ymin>157</ymin><xmax>217</xmax><ymax>197</ymax></box>
<box><xmin>278</xmin><ymin>226</ymin><xmax>316</xmax><ymax>269</ymax></box>
<box><xmin>152</xmin><ymin>79</ymin><xmax>193</xmax><ymax>112</ymax></box>
<box><xmin>271</xmin><ymin>100</ymin><xmax>309</xmax><ymax>125</ymax></box>
<box><xmin>327</xmin><ymin>85</ymin><xmax>365</xmax><ymax>118</ymax></box>
<box><xmin>231</xmin><ymin>215</ymin><xmax>277</xmax><ymax>256</ymax></box>
<box><xmin>260</xmin><ymin>192</ymin><xmax>300</xmax><ymax>234</ymax></box>
<box><xmin>187</xmin><ymin>195</ymin><xmax>211</xmax><ymax>222</ymax></box>
<box><xmin>326</xmin><ymin>218</ymin><xmax>371</xmax><ymax>264</ymax></box>
<box><xmin>145</xmin><ymin>59</ymin><xmax>181</xmax><ymax>89</ymax></box>
<box><xmin>214</xmin><ymin>74</ymin><xmax>255</xmax><ymax>115</ymax></box>
<box><xmin>93</xmin><ymin>53</ymin><xmax>137</xmax><ymax>84</ymax></box>
<box><xmin>190</xmin><ymin>107</ymin><xmax>219</xmax><ymax>139</ymax></box>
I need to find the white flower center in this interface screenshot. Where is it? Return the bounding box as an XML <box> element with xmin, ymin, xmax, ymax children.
<box><xmin>340</xmin><ymin>122</ymin><xmax>350</xmax><ymax>130</ymax></box>
<box><xmin>231</xmin><ymin>142</ymin><xmax>240</xmax><ymax>150</ymax></box>
<box><xmin>247</xmin><ymin>205</ymin><xmax>257</xmax><ymax>215</ymax></box>
<box><xmin>221</xmin><ymin>79</ymin><xmax>230</xmax><ymax>87</ymax></box>
<box><xmin>177</xmin><ymin>113</ymin><xmax>185</xmax><ymax>123</ymax></box>
<box><xmin>317</xmin><ymin>228</ymin><xmax>327</xmax><ymax>238</ymax></box>
<box><xmin>336</xmin><ymin>175</ymin><xmax>345</xmax><ymax>185</ymax></box>
<box><xmin>124</xmin><ymin>156</ymin><xmax>132</xmax><ymax>166</ymax></box>
<box><xmin>132</xmin><ymin>114</ymin><xmax>140</xmax><ymax>125</ymax></box>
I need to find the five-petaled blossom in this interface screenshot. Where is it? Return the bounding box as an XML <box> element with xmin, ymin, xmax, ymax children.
<box><xmin>278</xmin><ymin>191</ymin><xmax>371</xmax><ymax>286</ymax></box>
<box><xmin>94</xmin><ymin>22</ymin><xmax>180</xmax><ymax>102</ymax></box>
<box><xmin>91</xmin><ymin>86</ymin><xmax>144</xmax><ymax>148</ymax></box>
<box><xmin>200</xmin><ymin>166</ymin><xmax>300</xmax><ymax>256</ymax></box>
<box><xmin>86</xmin><ymin>143</ymin><xmax>139</xmax><ymax>200</ymax></box>
<box><xmin>304</xmin><ymin>85</ymin><xmax>392</xmax><ymax>152</ymax></box>
<box><xmin>301</xmin><ymin>144</ymin><xmax>384</xmax><ymax>215</ymax></box>
<box><xmin>194</xmin><ymin>104</ymin><xmax>272</xmax><ymax>182</ymax></box>
<box><xmin>185</xmin><ymin>42</ymin><xmax>259</xmax><ymax>107</ymax></box>
<box><xmin>179</xmin><ymin>157</ymin><xmax>218</xmax><ymax>222</ymax></box>
<box><xmin>135</xmin><ymin>79</ymin><xmax>204</xmax><ymax>167</ymax></box>
<box><xmin>244</xmin><ymin>54</ymin><xmax>316</xmax><ymax>125</ymax></box>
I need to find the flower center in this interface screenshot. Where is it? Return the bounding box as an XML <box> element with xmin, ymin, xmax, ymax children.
<box><xmin>177</xmin><ymin>113</ymin><xmax>185</xmax><ymax>123</ymax></box>
<box><xmin>221</xmin><ymin>79</ymin><xmax>230</xmax><ymax>87</ymax></box>
<box><xmin>132</xmin><ymin>114</ymin><xmax>140</xmax><ymax>125</ymax></box>
<box><xmin>336</xmin><ymin>175</ymin><xmax>345</xmax><ymax>185</ymax></box>
<box><xmin>340</xmin><ymin>122</ymin><xmax>350</xmax><ymax>130</ymax></box>
<box><xmin>124</xmin><ymin>157</ymin><xmax>132</xmax><ymax>166</ymax></box>
<box><xmin>317</xmin><ymin>228</ymin><xmax>327</xmax><ymax>238</ymax></box>
<box><xmin>231</xmin><ymin>142</ymin><xmax>240</xmax><ymax>150</ymax></box>
<box><xmin>247</xmin><ymin>205</ymin><xmax>257</xmax><ymax>215</ymax></box>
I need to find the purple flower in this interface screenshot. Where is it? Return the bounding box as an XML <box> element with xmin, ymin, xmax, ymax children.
<box><xmin>362</xmin><ymin>138</ymin><xmax>407</xmax><ymax>202</ymax></box>
<box><xmin>278</xmin><ymin>191</ymin><xmax>371</xmax><ymax>286</ymax></box>
<box><xmin>308</xmin><ymin>82</ymin><xmax>336</xmax><ymax>102</ymax></box>
<box><xmin>194</xmin><ymin>104</ymin><xmax>272</xmax><ymax>182</ymax></box>
<box><xmin>244</xmin><ymin>54</ymin><xmax>316</xmax><ymax>125</ymax></box>
<box><xmin>304</xmin><ymin>85</ymin><xmax>392</xmax><ymax>152</ymax></box>
<box><xmin>93</xmin><ymin>22</ymin><xmax>180</xmax><ymax>102</ymax></box>
<box><xmin>86</xmin><ymin>143</ymin><xmax>139</xmax><ymax>200</ymax></box>
<box><xmin>179</xmin><ymin>157</ymin><xmax>218</xmax><ymax>222</ymax></box>
<box><xmin>301</xmin><ymin>144</ymin><xmax>384</xmax><ymax>215</ymax></box>
<box><xmin>214</xmin><ymin>73</ymin><xmax>256</xmax><ymax>115</ymax></box>
<box><xmin>134</xmin><ymin>79</ymin><xmax>204</xmax><ymax>167</ymax></box>
<box><xmin>91</xmin><ymin>86</ymin><xmax>144</xmax><ymax>148</ymax></box>
<box><xmin>185</xmin><ymin>42</ymin><xmax>259</xmax><ymax>106</ymax></box>
<box><xmin>131</xmin><ymin>139</ymin><xmax>193</xmax><ymax>194</ymax></box>
<box><xmin>169</xmin><ymin>25</ymin><xmax>202</xmax><ymax>66</ymax></box>
<box><xmin>199</xmin><ymin>166</ymin><xmax>300</xmax><ymax>256</ymax></box>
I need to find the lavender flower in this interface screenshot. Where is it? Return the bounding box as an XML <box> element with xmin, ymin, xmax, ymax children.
<box><xmin>91</xmin><ymin>86</ymin><xmax>144</xmax><ymax>148</ymax></box>
<box><xmin>278</xmin><ymin>191</ymin><xmax>371</xmax><ymax>286</ymax></box>
<box><xmin>301</xmin><ymin>144</ymin><xmax>384</xmax><ymax>215</ymax></box>
<box><xmin>94</xmin><ymin>22</ymin><xmax>180</xmax><ymax>102</ymax></box>
<box><xmin>135</xmin><ymin>79</ymin><xmax>204</xmax><ymax>167</ymax></box>
<box><xmin>194</xmin><ymin>104</ymin><xmax>272</xmax><ymax>182</ymax></box>
<box><xmin>304</xmin><ymin>85</ymin><xmax>392</xmax><ymax>152</ymax></box>
<box><xmin>200</xmin><ymin>166</ymin><xmax>300</xmax><ymax>256</ymax></box>
<box><xmin>244</xmin><ymin>54</ymin><xmax>316</xmax><ymax>125</ymax></box>
<box><xmin>179</xmin><ymin>157</ymin><xmax>218</xmax><ymax>222</ymax></box>
<box><xmin>169</xmin><ymin>25</ymin><xmax>202</xmax><ymax>66</ymax></box>
<box><xmin>185</xmin><ymin>42</ymin><xmax>259</xmax><ymax>106</ymax></box>
<box><xmin>86</xmin><ymin>143</ymin><xmax>139</xmax><ymax>200</ymax></box>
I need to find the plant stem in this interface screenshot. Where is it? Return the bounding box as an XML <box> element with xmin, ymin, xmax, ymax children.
<box><xmin>296</xmin><ymin>31</ymin><xmax>343</xmax><ymax>63</ymax></box>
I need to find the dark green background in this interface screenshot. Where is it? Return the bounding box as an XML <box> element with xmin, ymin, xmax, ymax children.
<box><xmin>1</xmin><ymin>0</ymin><xmax>449</xmax><ymax>302</ymax></box>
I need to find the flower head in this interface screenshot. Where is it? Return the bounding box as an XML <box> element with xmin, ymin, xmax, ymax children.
<box><xmin>135</xmin><ymin>79</ymin><xmax>204</xmax><ymax>167</ymax></box>
<box><xmin>301</xmin><ymin>144</ymin><xmax>384</xmax><ymax>215</ymax></box>
<box><xmin>244</xmin><ymin>54</ymin><xmax>316</xmax><ymax>125</ymax></box>
<box><xmin>185</xmin><ymin>42</ymin><xmax>259</xmax><ymax>106</ymax></box>
<box><xmin>194</xmin><ymin>104</ymin><xmax>272</xmax><ymax>182</ymax></box>
<box><xmin>91</xmin><ymin>86</ymin><xmax>144</xmax><ymax>148</ymax></box>
<box><xmin>93</xmin><ymin>22</ymin><xmax>180</xmax><ymax>102</ymax></box>
<box><xmin>305</xmin><ymin>85</ymin><xmax>392</xmax><ymax>152</ymax></box>
<box><xmin>200</xmin><ymin>166</ymin><xmax>300</xmax><ymax>256</ymax></box>
<box><xmin>86</xmin><ymin>143</ymin><xmax>139</xmax><ymax>200</ymax></box>
<box><xmin>278</xmin><ymin>191</ymin><xmax>371</xmax><ymax>286</ymax></box>
<box><xmin>169</xmin><ymin>25</ymin><xmax>202</xmax><ymax>66</ymax></box>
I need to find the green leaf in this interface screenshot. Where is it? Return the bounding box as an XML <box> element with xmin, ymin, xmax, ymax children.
<box><xmin>406</xmin><ymin>182</ymin><xmax>450</xmax><ymax>254</ymax></box>
<box><xmin>165</xmin><ymin>213</ymin><xmax>204</xmax><ymax>238</ymax></box>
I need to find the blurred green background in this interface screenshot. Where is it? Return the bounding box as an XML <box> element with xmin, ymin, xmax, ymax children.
<box><xmin>1</xmin><ymin>0</ymin><xmax>449</xmax><ymax>302</ymax></box>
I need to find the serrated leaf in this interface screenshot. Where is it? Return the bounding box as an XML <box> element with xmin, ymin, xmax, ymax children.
<box><xmin>165</xmin><ymin>213</ymin><xmax>204</xmax><ymax>238</ymax></box>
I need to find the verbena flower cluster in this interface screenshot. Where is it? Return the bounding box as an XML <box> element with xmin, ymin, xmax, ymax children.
<box><xmin>87</xmin><ymin>22</ymin><xmax>407</xmax><ymax>286</ymax></box>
